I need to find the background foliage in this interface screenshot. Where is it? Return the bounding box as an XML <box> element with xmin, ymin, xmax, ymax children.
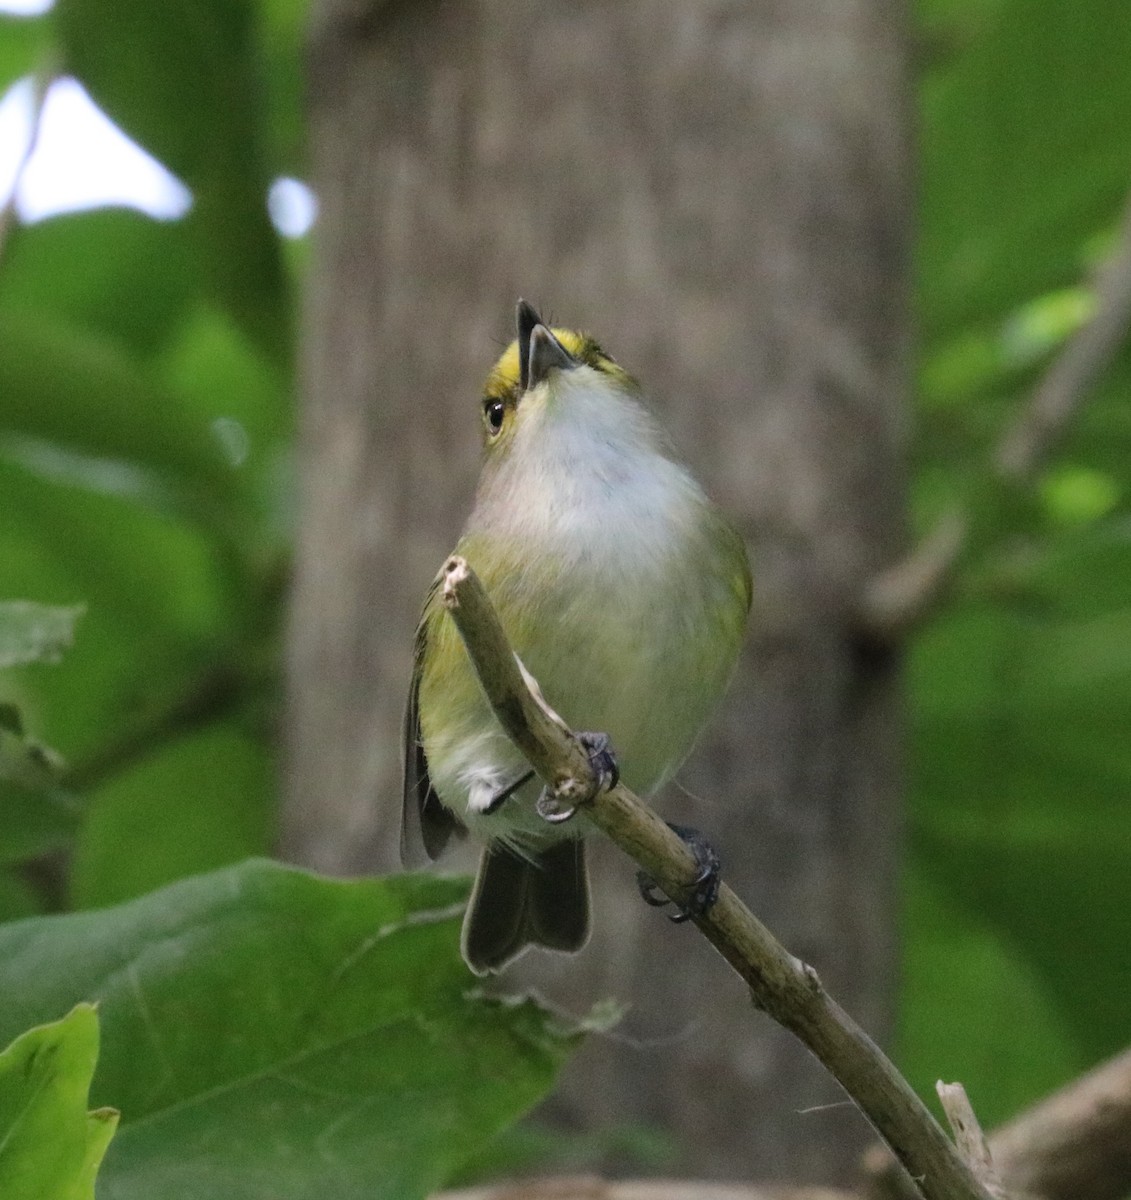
<box><xmin>904</xmin><ymin>0</ymin><xmax>1131</xmax><ymax>1122</ymax></box>
<box><xmin>0</xmin><ymin>0</ymin><xmax>1128</xmax><ymax>1190</ymax></box>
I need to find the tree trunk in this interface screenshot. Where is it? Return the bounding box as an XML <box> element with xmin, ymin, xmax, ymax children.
<box><xmin>284</xmin><ymin>0</ymin><xmax>911</xmax><ymax>1183</ymax></box>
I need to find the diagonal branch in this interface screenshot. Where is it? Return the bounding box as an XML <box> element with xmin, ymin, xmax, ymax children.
<box><xmin>859</xmin><ymin>183</ymin><xmax>1131</xmax><ymax>639</ymax></box>
<box><xmin>997</xmin><ymin>189</ymin><xmax>1131</xmax><ymax>481</ymax></box>
<box><xmin>439</xmin><ymin>555</ymin><xmax>994</xmax><ymax>1200</ymax></box>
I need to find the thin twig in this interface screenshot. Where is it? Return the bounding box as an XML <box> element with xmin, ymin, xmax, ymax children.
<box><xmin>439</xmin><ymin>555</ymin><xmax>992</xmax><ymax>1200</ymax></box>
<box><xmin>936</xmin><ymin>1083</ymin><xmax>1006</xmax><ymax>1199</ymax></box>
<box><xmin>864</xmin><ymin>1046</ymin><xmax>1131</xmax><ymax>1200</ymax></box>
<box><xmin>63</xmin><ymin>663</ymin><xmax>250</xmax><ymax>793</ymax></box>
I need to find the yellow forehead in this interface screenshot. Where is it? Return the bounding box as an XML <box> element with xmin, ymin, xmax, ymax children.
<box><xmin>486</xmin><ymin>329</ymin><xmax>587</xmax><ymax>392</ymax></box>
<box><xmin>483</xmin><ymin>328</ymin><xmax>631</xmax><ymax>400</ymax></box>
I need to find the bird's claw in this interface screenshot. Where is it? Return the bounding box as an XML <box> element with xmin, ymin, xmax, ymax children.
<box><xmin>635</xmin><ymin>823</ymin><xmax>721</xmax><ymax>923</ymax></box>
<box><xmin>534</xmin><ymin>731</ymin><xmax>619</xmax><ymax>825</ymax></box>
<box><xmin>577</xmin><ymin>731</ymin><xmax>620</xmax><ymax>794</ymax></box>
<box><xmin>536</xmin><ymin>790</ymin><xmax>578</xmax><ymax>824</ymax></box>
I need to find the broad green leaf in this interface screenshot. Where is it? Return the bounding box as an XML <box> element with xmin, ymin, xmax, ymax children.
<box><xmin>72</xmin><ymin>724</ymin><xmax>274</xmax><ymax>908</ymax></box>
<box><xmin>921</xmin><ymin>0</ymin><xmax>1131</xmax><ymax>343</ymax></box>
<box><xmin>0</xmin><ymin>782</ymin><xmax>79</xmax><ymax>866</ymax></box>
<box><xmin>0</xmin><ymin>600</ymin><xmax>84</xmax><ymax>669</ymax></box>
<box><xmin>1039</xmin><ymin>465</ymin><xmax>1120</xmax><ymax>528</ymax></box>
<box><xmin>0</xmin><ymin>861</ymin><xmax>577</xmax><ymax>1200</ymax></box>
<box><xmin>0</xmin><ymin>309</ymin><xmax>238</xmax><ymax>502</ymax></box>
<box><xmin>0</xmin><ymin>867</ymin><xmax>40</xmax><ymax>921</ymax></box>
<box><xmin>0</xmin><ymin>15</ymin><xmax>52</xmax><ymax>95</ymax></box>
<box><xmin>897</xmin><ymin>866</ymin><xmax>1079</xmax><ymax>1126</ymax></box>
<box><xmin>53</xmin><ymin>0</ymin><xmax>290</xmax><ymax>362</ymax></box>
<box><xmin>909</xmin><ymin>587</ymin><xmax>1131</xmax><ymax>1104</ymax></box>
<box><xmin>0</xmin><ymin>210</ymin><xmax>198</xmax><ymax>358</ymax></box>
<box><xmin>156</xmin><ymin>304</ymin><xmax>292</xmax><ymax>468</ymax></box>
<box><xmin>0</xmin><ymin>1003</ymin><xmax>119</xmax><ymax>1200</ymax></box>
<box><xmin>0</xmin><ymin>694</ymin><xmax>74</xmax><ymax>867</ymax></box>
<box><xmin>259</xmin><ymin>0</ymin><xmax>307</xmax><ymax>177</ymax></box>
<box><xmin>0</xmin><ymin>461</ymin><xmax>239</xmax><ymax>760</ymax></box>
<box><xmin>999</xmin><ymin>287</ymin><xmax>1096</xmax><ymax>371</ymax></box>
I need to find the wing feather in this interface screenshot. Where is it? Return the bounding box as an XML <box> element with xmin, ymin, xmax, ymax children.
<box><xmin>400</xmin><ymin>581</ymin><xmax>466</xmax><ymax>866</ymax></box>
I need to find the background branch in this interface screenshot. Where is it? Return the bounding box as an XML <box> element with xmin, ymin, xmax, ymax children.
<box><xmin>863</xmin><ymin>1045</ymin><xmax>1131</xmax><ymax>1200</ymax></box>
<box><xmin>439</xmin><ymin>557</ymin><xmax>992</xmax><ymax>1200</ymax></box>
<box><xmin>858</xmin><ymin>180</ymin><xmax>1131</xmax><ymax>638</ymax></box>
<box><xmin>63</xmin><ymin>662</ymin><xmax>251</xmax><ymax>794</ymax></box>
<box><xmin>997</xmin><ymin>189</ymin><xmax>1131</xmax><ymax>481</ymax></box>
<box><xmin>991</xmin><ymin>1045</ymin><xmax>1131</xmax><ymax>1200</ymax></box>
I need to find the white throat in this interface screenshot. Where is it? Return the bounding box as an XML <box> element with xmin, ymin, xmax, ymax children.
<box><xmin>471</xmin><ymin>369</ymin><xmax>705</xmax><ymax>561</ymax></box>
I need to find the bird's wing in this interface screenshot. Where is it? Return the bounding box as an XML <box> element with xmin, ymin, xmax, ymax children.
<box><xmin>400</xmin><ymin>578</ymin><xmax>467</xmax><ymax>867</ymax></box>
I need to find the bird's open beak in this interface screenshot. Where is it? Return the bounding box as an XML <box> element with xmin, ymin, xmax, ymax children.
<box><xmin>516</xmin><ymin>298</ymin><xmax>576</xmax><ymax>391</ymax></box>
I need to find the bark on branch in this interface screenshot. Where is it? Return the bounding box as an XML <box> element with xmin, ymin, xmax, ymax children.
<box><xmin>438</xmin><ymin>556</ymin><xmax>993</xmax><ymax>1200</ymax></box>
<box><xmin>936</xmin><ymin>1083</ymin><xmax>1007</xmax><ymax>1200</ymax></box>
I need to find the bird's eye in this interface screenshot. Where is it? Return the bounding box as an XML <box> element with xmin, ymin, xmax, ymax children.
<box><xmin>484</xmin><ymin>399</ymin><xmax>505</xmax><ymax>436</ymax></box>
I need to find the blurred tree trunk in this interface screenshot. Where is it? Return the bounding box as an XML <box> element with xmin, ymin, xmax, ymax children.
<box><xmin>284</xmin><ymin>0</ymin><xmax>911</xmax><ymax>1184</ymax></box>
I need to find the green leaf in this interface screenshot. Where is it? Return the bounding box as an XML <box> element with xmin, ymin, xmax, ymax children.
<box><xmin>53</xmin><ymin>0</ymin><xmax>290</xmax><ymax>362</ymax></box>
<box><xmin>0</xmin><ymin>861</ymin><xmax>577</xmax><ymax>1200</ymax></box>
<box><xmin>156</xmin><ymin>304</ymin><xmax>292</xmax><ymax>466</ymax></box>
<box><xmin>1039</xmin><ymin>465</ymin><xmax>1120</xmax><ymax>528</ymax></box>
<box><xmin>259</xmin><ymin>0</ymin><xmax>308</xmax><ymax>177</ymax></box>
<box><xmin>0</xmin><ymin>210</ymin><xmax>198</xmax><ymax>358</ymax></box>
<box><xmin>897</xmin><ymin>866</ymin><xmax>1080</xmax><ymax>1125</ymax></box>
<box><xmin>0</xmin><ymin>461</ymin><xmax>238</xmax><ymax>763</ymax></box>
<box><xmin>908</xmin><ymin>588</ymin><xmax>1131</xmax><ymax>1107</ymax></box>
<box><xmin>0</xmin><ymin>1003</ymin><xmax>119</xmax><ymax>1200</ymax></box>
<box><xmin>72</xmin><ymin>724</ymin><xmax>274</xmax><ymax>908</ymax></box>
<box><xmin>0</xmin><ymin>309</ymin><xmax>237</xmax><ymax>501</ymax></box>
<box><xmin>0</xmin><ymin>15</ymin><xmax>52</xmax><ymax>95</ymax></box>
<box><xmin>0</xmin><ymin>867</ymin><xmax>41</xmax><ymax>922</ymax></box>
<box><xmin>0</xmin><ymin>782</ymin><xmax>79</xmax><ymax>866</ymax></box>
<box><xmin>0</xmin><ymin>600</ymin><xmax>84</xmax><ymax>669</ymax></box>
<box><xmin>999</xmin><ymin>286</ymin><xmax>1096</xmax><ymax>370</ymax></box>
<box><xmin>921</xmin><ymin>0</ymin><xmax>1131</xmax><ymax>342</ymax></box>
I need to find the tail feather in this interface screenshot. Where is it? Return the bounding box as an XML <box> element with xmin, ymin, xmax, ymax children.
<box><xmin>462</xmin><ymin>840</ymin><xmax>590</xmax><ymax>975</ymax></box>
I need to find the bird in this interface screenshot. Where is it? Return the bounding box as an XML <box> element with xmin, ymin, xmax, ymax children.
<box><xmin>402</xmin><ymin>300</ymin><xmax>751</xmax><ymax>975</ymax></box>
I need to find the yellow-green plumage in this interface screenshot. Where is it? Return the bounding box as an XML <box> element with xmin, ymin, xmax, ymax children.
<box><xmin>402</xmin><ymin>303</ymin><xmax>750</xmax><ymax>974</ymax></box>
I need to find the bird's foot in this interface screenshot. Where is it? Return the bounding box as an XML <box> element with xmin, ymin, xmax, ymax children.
<box><xmin>578</xmin><ymin>731</ymin><xmax>619</xmax><ymax>793</ymax></box>
<box><xmin>535</xmin><ymin>731</ymin><xmax>619</xmax><ymax>824</ymax></box>
<box><xmin>636</xmin><ymin>823</ymin><xmax>721</xmax><ymax>923</ymax></box>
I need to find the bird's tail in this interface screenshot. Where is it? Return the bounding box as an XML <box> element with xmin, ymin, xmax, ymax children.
<box><xmin>461</xmin><ymin>838</ymin><xmax>590</xmax><ymax>974</ymax></box>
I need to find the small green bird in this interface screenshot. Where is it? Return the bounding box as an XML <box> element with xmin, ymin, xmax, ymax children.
<box><xmin>402</xmin><ymin>301</ymin><xmax>751</xmax><ymax>974</ymax></box>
